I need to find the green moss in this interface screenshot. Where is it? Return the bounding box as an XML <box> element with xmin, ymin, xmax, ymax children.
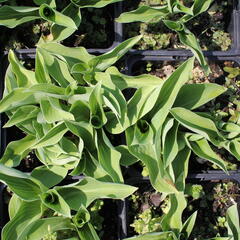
<box><xmin>131</xmin><ymin>209</ymin><xmax>162</xmax><ymax>234</ymax></box>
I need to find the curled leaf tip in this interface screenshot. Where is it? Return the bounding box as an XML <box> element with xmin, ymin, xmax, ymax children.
<box><xmin>42</xmin><ymin>6</ymin><xmax>54</xmax><ymax>17</ymax></box>
<box><xmin>137</xmin><ymin>119</ymin><xmax>149</xmax><ymax>133</ymax></box>
<box><xmin>43</xmin><ymin>192</ymin><xmax>59</xmax><ymax>205</ymax></box>
<box><xmin>73</xmin><ymin>207</ymin><xmax>90</xmax><ymax>228</ymax></box>
<box><xmin>90</xmin><ymin>115</ymin><xmax>103</xmax><ymax>128</ymax></box>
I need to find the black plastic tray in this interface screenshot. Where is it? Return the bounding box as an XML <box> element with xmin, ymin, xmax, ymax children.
<box><xmin>2</xmin><ymin>1</ymin><xmax>240</xmax><ymax>58</ymax></box>
<box><xmin>117</xmin><ymin>173</ymin><xmax>240</xmax><ymax>239</ymax></box>
<box><xmin>1</xmin><ymin>52</ymin><xmax>240</xmax><ymax>240</ymax></box>
<box><xmin>120</xmin><ymin>0</ymin><xmax>240</xmax><ymax>55</ymax></box>
<box><xmin>1</xmin><ymin>2</ymin><xmax>123</xmax><ymax>58</ymax></box>
<box><xmin>1</xmin><ymin>1</ymin><xmax>240</xmax><ymax>237</ymax></box>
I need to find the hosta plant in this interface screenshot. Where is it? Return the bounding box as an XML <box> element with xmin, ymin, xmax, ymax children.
<box><xmin>117</xmin><ymin>0</ymin><xmax>215</xmax><ymax>73</ymax></box>
<box><xmin>0</xmin><ymin>0</ymin><xmax>122</xmax><ymax>42</ymax></box>
<box><xmin>0</xmin><ymin>36</ymin><xmax>146</xmax><ymax>239</ymax></box>
<box><xmin>123</xmin><ymin>57</ymin><xmax>239</xmax><ymax>195</ymax></box>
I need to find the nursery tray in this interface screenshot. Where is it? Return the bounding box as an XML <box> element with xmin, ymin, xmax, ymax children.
<box><xmin>1</xmin><ymin>2</ymin><xmax>123</xmax><ymax>56</ymax></box>
<box><xmin>118</xmin><ymin>175</ymin><xmax>240</xmax><ymax>239</ymax></box>
<box><xmin>1</xmin><ymin>6</ymin><xmax>240</xmax><ymax>236</ymax></box>
<box><xmin>120</xmin><ymin>0</ymin><xmax>240</xmax><ymax>55</ymax></box>
<box><xmin>62</xmin><ymin>2</ymin><xmax>123</xmax><ymax>52</ymax></box>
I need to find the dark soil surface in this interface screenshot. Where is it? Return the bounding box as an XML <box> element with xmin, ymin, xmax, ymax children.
<box><xmin>123</xmin><ymin>0</ymin><xmax>233</xmax><ymax>51</ymax></box>
<box><xmin>125</xmin><ymin>179</ymin><xmax>240</xmax><ymax>239</ymax></box>
<box><xmin>0</xmin><ymin>2</ymin><xmax>114</xmax><ymax>51</ymax></box>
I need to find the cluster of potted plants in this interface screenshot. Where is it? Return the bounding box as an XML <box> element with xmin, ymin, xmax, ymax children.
<box><xmin>0</xmin><ymin>0</ymin><xmax>239</xmax><ymax>239</ymax></box>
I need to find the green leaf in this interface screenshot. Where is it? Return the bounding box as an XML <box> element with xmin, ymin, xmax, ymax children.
<box><xmin>163</xmin><ymin>20</ymin><xmax>184</xmax><ymax>31</ymax></box>
<box><xmin>17</xmin><ymin>217</ymin><xmax>74</xmax><ymax>240</ymax></box>
<box><xmin>0</xmin><ymin>164</ymin><xmax>45</xmax><ymax>200</ymax></box>
<box><xmin>167</xmin><ymin>0</ymin><xmax>177</xmax><ymax>13</ymax></box>
<box><xmin>220</xmin><ymin>122</ymin><xmax>240</xmax><ymax>133</ymax></box>
<box><xmin>116</xmin><ymin>145</ymin><xmax>138</xmax><ymax>166</ymax></box>
<box><xmin>31</xmin><ymin>165</ymin><xmax>68</xmax><ymax>188</ymax></box>
<box><xmin>191</xmin><ymin>0</ymin><xmax>213</xmax><ymax>16</ymax></box>
<box><xmin>34</xmin><ymin>122</ymin><xmax>68</xmax><ymax>148</ymax></box>
<box><xmin>106</xmin><ymin>66</ymin><xmax>164</xmax><ymax>90</ymax></box>
<box><xmin>96</xmin><ymin>130</ymin><xmax>123</xmax><ymax>183</ymax></box>
<box><xmin>177</xmin><ymin>29</ymin><xmax>210</xmax><ymax>74</ymax></box>
<box><xmin>65</xmin><ymin>120</ymin><xmax>95</xmax><ymax>151</ymax></box>
<box><xmin>89</xmin><ymin>82</ymin><xmax>107</xmax><ymax>128</ymax></box>
<box><xmin>51</xmin><ymin>3</ymin><xmax>81</xmax><ymax>41</ymax></box>
<box><xmin>72</xmin><ymin>205</ymin><xmax>90</xmax><ymax>228</ymax></box>
<box><xmin>78</xmin><ymin>223</ymin><xmax>100</xmax><ymax>240</ymax></box>
<box><xmin>223</xmin><ymin>67</ymin><xmax>240</xmax><ymax>79</ymax></box>
<box><xmin>161</xmin><ymin>192</ymin><xmax>187</xmax><ymax>233</ymax></box>
<box><xmin>56</xmin><ymin>177</ymin><xmax>137</xmax><ymax>210</ymax></box>
<box><xmin>181</xmin><ymin>211</ymin><xmax>198</xmax><ymax>238</ymax></box>
<box><xmin>174</xmin><ymin>83</ymin><xmax>226</xmax><ymax>110</ymax></box>
<box><xmin>0</xmin><ymin>88</ymin><xmax>36</xmax><ymax>113</ymax></box>
<box><xmin>69</xmin><ymin>99</ymin><xmax>90</xmax><ymax>122</ymax></box>
<box><xmin>116</xmin><ymin>5</ymin><xmax>169</xmax><ymax>23</ymax></box>
<box><xmin>106</xmin><ymin>86</ymin><xmax>162</xmax><ymax>134</ymax></box>
<box><xmin>172</xmin><ymin>146</ymin><xmax>191</xmax><ymax>192</ymax></box>
<box><xmin>89</xmin><ymin>35</ymin><xmax>142</xmax><ymax>71</ymax></box>
<box><xmin>38</xmin><ymin>42</ymin><xmax>94</xmax><ymax>68</ymax></box>
<box><xmin>226</xmin><ymin>203</ymin><xmax>240</xmax><ymax>240</ymax></box>
<box><xmin>2</xmin><ymin>200</ymin><xmax>43</xmax><ymax>240</ymax></box>
<box><xmin>4</xmin><ymin>105</ymin><xmax>39</xmax><ymax>128</ymax></box>
<box><xmin>8</xmin><ymin>194</ymin><xmax>23</xmax><ymax>220</ymax></box>
<box><xmin>81</xmin><ymin>149</ymin><xmax>112</xmax><ymax>182</ymax></box>
<box><xmin>0</xmin><ymin>5</ymin><xmax>40</xmax><ymax>28</ymax></box>
<box><xmin>40</xmin><ymin>97</ymin><xmax>74</xmax><ymax>123</ymax></box>
<box><xmin>3</xmin><ymin>65</ymin><xmax>18</xmax><ymax>95</ymax></box>
<box><xmin>29</xmin><ymin>83</ymin><xmax>66</xmax><ymax>99</ymax></box>
<box><xmin>35</xmin><ymin>48</ymin><xmax>52</xmax><ymax>83</ymax></box>
<box><xmin>150</xmin><ymin>57</ymin><xmax>195</xmax><ymax>131</ymax></box>
<box><xmin>126</xmin><ymin>124</ymin><xmax>178</xmax><ymax>194</ymax></box>
<box><xmin>162</xmin><ymin>119</ymin><xmax>179</xmax><ymax>168</ymax></box>
<box><xmin>0</xmin><ymin>135</ymin><xmax>37</xmax><ymax>167</ymax></box>
<box><xmin>40</xmin><ymin>189</ymin><xmax>71</xmax><ymax>217</ymax></box>
<box><xmin>171</xmin><ymin>107</ymin><xmax>225</xmax><ymax>146</ymax></box>
<box><xmin>8</xmin><ymin>50</ymin><xmax>37</xmax><ymax>87</ymax></box>
<box><xmin>128</xmin><ymin>87</ymin><xmax>160</xmax><ymax>124</ymax></box>
<box><xmin>33</xmin><ymin>0</ymin><xmax>56</xmax><ymax>6</ymax></box>
<box><xmin>71</xmin><ymin>0</ymin><xmax>122</xmax><ymax>8</ymax></box>
<box><xmin>186</xmin><ymin>135</ymin><xmax>227</xmax><ymax>173</ymax></box>
<box><xmin>173</xmin><ymin>2</ymin><xmax>193</xmax><ymax>15</ymax></box>
<box><xmin>95</xmin><ymin>72</ymin><xmax>127</xmax><ymax>118</ymax></box>
<box><xmin>37</xmin><ymin>47</ymin><xmax>75</xmax><ymax>87</ymax></box>
<box><xmin>227</xmin><ymin>140</ymin><xmax>240</xmax><ymax>160</ymax></box>
<box><xmin>39</xmin><ymin>4</ymin><xmax>77</xmax><ymax>29</ymax></box>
